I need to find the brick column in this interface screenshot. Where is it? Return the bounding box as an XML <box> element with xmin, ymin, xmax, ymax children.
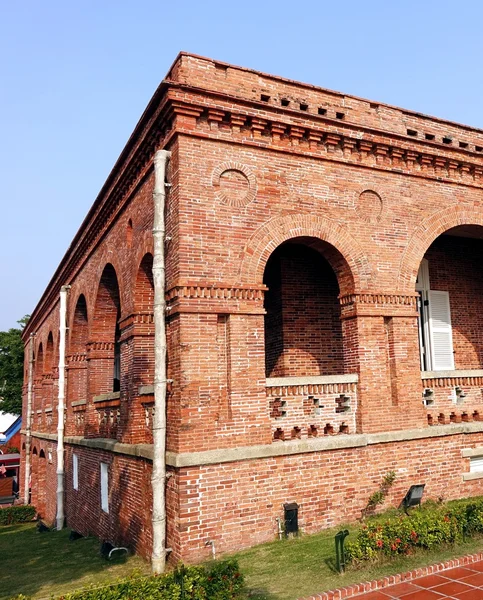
<box><xmin>86</xmin><ymin>341</ymin><xmax>115</xmax><ymax>438</ymax></box>
<box><xmin>165</xmin><ymin>283</ymin><xmax>270</xmax><ymax>453</ymax></box>
<box><xmin>340</xmin><ymin>293</ymin><xmax>426</xmax><ymax>433</ymax></box>
<box><xmin>66</xmin><ymin>353</ymin><xmax>88</xmax><ymax>436</ymax></box>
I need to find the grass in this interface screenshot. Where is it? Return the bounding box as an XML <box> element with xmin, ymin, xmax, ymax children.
<box><xmin>0</xmin><ymin>523</ymin><xmax>150</xmax><ymax>600</ymax></box>
<box><xmin>233</xmin><ymin>516</ymin><xmax>483</xmax><ymax>600</ymax></box>
<box><xmin>3</xmin><ymin>508</ymin><xmax>483</xmax><ymax>600</ymax></box>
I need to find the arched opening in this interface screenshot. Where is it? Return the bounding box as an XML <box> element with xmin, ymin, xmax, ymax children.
<box><xmin>416</xmin><ymin>225</ymin><xmax>483</xmax><ymax>372</ymax></box>
<box><xmin>263</xmin><ymin>239</ymin><xmax>344</xmax><ymax>378</ymax></box>
<box><xmin>133</xmin><ymin>254</ymin><xmax>155</xmax><ymax>388</ymax></box>
<box><xmin>91</xmin><ymin>264</ymin><xmax>122</xmax><ymax>395</ymax></box>
<box><xmin>44</xmin><ymin>332</ymin><xmax>55</xmax><ymax>410</ymax></box>
<box><xmin>126</xmin><ymin>219</ymin><xmax>133</xmax><ymax>248</ymax></box>
<box><xmin>44</xmin><ymin>333</ymin><xmax>54</xmax><ymax>374</ymax></box>
<box><xmin>68</xmin><ymin>295</ymin><xmax>89</xmax><ymax>429</ymax></box>
<box><xmin>36</xmin><ymin>449</ymin><xmax>47</xmax><ymax>517</ymax></box>
<box><xmin>34</xmin><ymin>343</ymin><xmax>44</xmax><ymax>416</ymax></box>
<box><xmin>134</xmin><ymin>253</ymin><xmax>154</xmax><ymax>312</ymax></box>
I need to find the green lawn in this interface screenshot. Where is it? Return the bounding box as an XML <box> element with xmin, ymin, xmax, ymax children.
<box><xmin>0</xmin><ymin>523</ymin><xmax>150</xmax><ymax>600</ymax></box>
<box><xmin>233</xmin><ymin>522</ymin><xmax>483</xmax><ymax>600</ymax></box>
<box><xmin>3</xmin><ymin>515</ymin><xmax>483</xmax><ymax>600</ymax></box>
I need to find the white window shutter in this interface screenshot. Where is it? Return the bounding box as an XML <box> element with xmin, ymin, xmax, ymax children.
<box><xmin>429</xmin><ymin>290</ymin><xmax>455</xmax><ymax>370</ymax></box>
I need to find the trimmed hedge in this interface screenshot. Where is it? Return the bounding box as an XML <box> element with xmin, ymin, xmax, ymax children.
<box><xmin>8</xmin><ymin>560</ymin><xmax>244</xmax><ymax>600</ymax></box>
<box><xmin>346</xmin><ymin>497</ymin><xmax>483</xmax><ymax>564</ymax></box>
<box><xmin>0</xmin><ymin>504</ymin><xmax>36</xmax><ymax>526</ymax></box>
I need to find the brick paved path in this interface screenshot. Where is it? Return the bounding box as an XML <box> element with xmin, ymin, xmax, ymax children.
<box><xmin>354</xmin><ymin>561</ymin><xmax>483</xmax><ymax>599</ymax></box>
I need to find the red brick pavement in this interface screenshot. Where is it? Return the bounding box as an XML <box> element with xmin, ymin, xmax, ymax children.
<box><xmin>298</xmin><ymin>555</ymin><xmax>483</xmax><ymax>600</ymax></box>
<box><xmin>353</xmin><ymin>563</ymin><xmax>483</xmax><ymax>598</ymax></box>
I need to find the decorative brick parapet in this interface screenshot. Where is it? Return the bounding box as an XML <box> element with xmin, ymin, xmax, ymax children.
<box><xmin>267</xmin><ymin>375</ymin><xmax>357</xmax><ymax>441</ymax></box>
<box><xmin>165</xmin><ymin>283</ymin><xmax>266</xmax><ymax>315</ymax></box>
<box><xmin>297</xmin><ymin>552</ymin><xmax>483</xmax><ymax>600</ymax></box>
<box><xmin>340</xmin><ymin>293</ymin><xmax>419</xmax><ymax>318</ymax></box>
<box><xmin>422</xmin><ymin>370</ymin><xmax>483</xmax><ymax>425</ymax></box>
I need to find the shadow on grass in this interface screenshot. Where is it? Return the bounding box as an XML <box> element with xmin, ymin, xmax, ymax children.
<box><xmin>323</xmin><ymin>556</ymin><xmax>339</xmax><ymax>574</ymax></box>
<box><xmin>0</xmin><ymin>523</ymin><xmax>147</xmax><ymax>600</ymax></box>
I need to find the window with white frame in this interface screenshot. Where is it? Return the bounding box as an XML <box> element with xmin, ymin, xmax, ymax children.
<box><xmin>73</xmin><ymin>454</ymin><xmax>79</xmax><ymax>491</ymax></box>
<box><xmin>100</xmin><ymin>462</ymin><xmax>109</xmax><ymax>513</ymax></box>
<box><xmin>470</xmin><ymin>456</ymin><xmax>483</xmax><ymax>473</ymax></box>
<box><xmin>416</xmin><ymin>259</ymin><xmax>455</xmax><ymax>371</ymax></box>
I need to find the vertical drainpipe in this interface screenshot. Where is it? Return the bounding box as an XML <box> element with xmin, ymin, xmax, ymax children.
<box><xmin>151</xmin><ymin>149</ymin><xmax>171</xmax><ymax>574</ymax></box>
<box><xmin>56</xmin><ymin>285</ymin><xmax>70</xmax><ymax>530</ymax></box>
<box><xmin>24</xmin><ymin>332</ymin><xmax>36</xmax><ymax>504</ymax></box>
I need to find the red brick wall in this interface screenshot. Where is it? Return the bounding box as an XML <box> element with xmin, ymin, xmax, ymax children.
<box><xmin>174</xmin><ymin>431</ymin><xmax>483</xmax><ymax>563</ymax></box>
<box><xmin>21</xmin><ymin>53</ymin><xmax>483</xmax><ymax>565</ymax></box>
<box><xmin>63</xmin><ymin>444</ymin><xmax>153</xmax><ymax>556</ymax></box>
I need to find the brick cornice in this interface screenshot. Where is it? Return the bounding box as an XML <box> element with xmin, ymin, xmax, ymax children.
<box><xmin>167</xmin><ymin>92</ymin><xmax>483</xmax><ymax>188</ymax></box>
<box><xmin>24</xmin><ymin>71</ymin><xmax>483</xmax><ymax>338</ymax></box>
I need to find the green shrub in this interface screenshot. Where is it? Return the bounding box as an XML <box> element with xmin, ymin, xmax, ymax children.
<box><xmin>53</xmin><ymin>559</ymin><xmax>244</xmax><ymax>600</ymax></box>
<box><xmin>346</xmin><ymin>497</ymin><xmax>483</xmax><ymax>564</ymax></box>
<box><xmin>0</xmin><ymin>504</ymin><xmax>36</xmax><ymax>526</ymax></box>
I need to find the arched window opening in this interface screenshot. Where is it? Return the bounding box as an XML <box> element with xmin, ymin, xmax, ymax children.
<box><xmin>68</xmin><ymin>295</ymin><xmax>89</xmax><ymax>420</ymax></box>
<box><xmin>91</xmin><ymin>264</ymin><xmax>122</xmax><ymax>395</ymax></box>
<box><xmin>263</xmin><ymin>240</ymin><xmax>343</xmax><ymax>378</ymax></box>
<box><xmin>416</xmin><ymin>225</ymin><xmax>483</xmax><ymax>371</ymax></box>
<box><xmin>126</xmin><ymin>219</ymin><xmax>133</xmax><ymax>248</ymax></box>
<box><xmin>134</xmin><ymin>254</ymin><xmax>154</xmax><ymax>313</ymax></box>
<box><xmin>70</xmin><ymin>295</ymin><xmax>88</xmax><ymax>354</ymax></box>
<box><xmin>113</xmin><ymin>323</ymin><xmax>121</xmax><ymax>392</ymax></box>
<box><xmin>35</xmin><ymin>343</ymin><xmax>44</xmax><ymax>379</ymax></box>
<box><xmin>45</xmin><ymin>333</ymin><xmax>54</xmax><ymax>374</ymax></box>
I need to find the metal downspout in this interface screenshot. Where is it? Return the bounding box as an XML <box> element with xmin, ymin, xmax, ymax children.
<box><xmin>56</xmin><ymin>285</ymin><xmax>69</xmax><ymax>529</ymax></box>
<box><xmin>24</xmin><ymin>332</ymin><xmax>35</xmax><ymax>504</ymax></box>
<box><xmin>151</xmin><ymin>149</ymin><xmax>171</xmax><ymax>574</ymax></box>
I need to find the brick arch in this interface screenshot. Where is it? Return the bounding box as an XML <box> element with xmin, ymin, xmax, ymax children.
<box><xmin>134</xmin><ymin>253</ymin><xmax>154</xmax><ymax>313</ymax></box>
<box><xmin>88</xmin><ymin>248</ymin><xmax>126</xmax><ymax>320</ymax></box>
<box><xmin>398</xmin><ymin>205</ymin><xmax>483</xmax><ymax>292</ymax></box>
<box><xmin>69</xmin><ymin>294</ymin><xmax>89</xmax><ymax>354</ymax></box>
<box><xmin>239</xmin><ymin>214</ymin><xmax>371</xmax><ymax>295</ymax></box>
<box><xmin>90</xmin><ymin>263</ymin><xmax>121</xmax><ymax>342</ymax></box>
<box><xmin>44</xmin><ymin>332</ymin><xmax>54</xmax><ymax>374</ymax></box>
<box><xmin>35</xmin><ymin>343</ymin><xmax>44</xmax><ymax>378</ymax></box>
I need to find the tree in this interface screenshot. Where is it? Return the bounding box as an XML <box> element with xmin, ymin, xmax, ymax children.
<box><xmin>0</xmin><ymin>316</ymin><xmax>29</xmax><ymax>415</ymax></box>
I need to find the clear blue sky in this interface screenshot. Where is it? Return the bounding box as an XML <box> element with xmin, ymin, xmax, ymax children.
<box><xmin>1</xmin><ymin>0</ymin><xmax>482</xmax><ymax>330</ymax></box>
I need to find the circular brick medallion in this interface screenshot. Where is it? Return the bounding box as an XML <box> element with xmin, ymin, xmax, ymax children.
<box><xmin>212</xmin><ymin>162</ymin><xmax>257</xmax><ymax>207</ymax></box>
<box><xmin>357</xmin><ymin>189</ymin><xmax>383</xmax><ymax>223</ymax></box>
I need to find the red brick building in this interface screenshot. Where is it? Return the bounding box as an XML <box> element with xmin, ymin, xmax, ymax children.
<box><xmin>21</xmin><ymin>53</ymin><xmax>483</xmax><ymax>565</ymax></box>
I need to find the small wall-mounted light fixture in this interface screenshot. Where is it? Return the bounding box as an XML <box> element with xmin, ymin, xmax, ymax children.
<box><xmin>400</xmin><ymin>484</ymin><xmax>425</xmax><ymax>514</ymax></box>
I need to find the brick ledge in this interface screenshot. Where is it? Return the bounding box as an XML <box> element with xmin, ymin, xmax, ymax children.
<box><xmin>297</xmin><ymin>552</ymin><xmax>483</xmax><ymax>600</ymax></box>
<box><xmin>22</xmin><ymin>422</ymin><xmax>483</xmax><ymax>467</ymax></box>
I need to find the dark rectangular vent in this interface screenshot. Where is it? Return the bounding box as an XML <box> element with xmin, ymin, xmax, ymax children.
<box><xmin>425</xmin><ymin>134</ymin><xmax>435</xmax><ymax>141</ymax></box>
<box><xmin>407</xmin><ymin>129</ymin><xmax>418</xmax><ymax>137</ymax></box>
<box><xmin>260</xmin><ymin>94</ymin><xmax>270</xmax><ymax>102</ymax></box>
<box><xmin>318</xmin><ymin>107</ymin><xmax>327</xmax><ymax>116</ymax></box>
<box><xmin>336</xmin><ymin>112</ymin><xmax>345</xmax><ymax>120</ymax></box>
<box><xmin>442</xmin><ymin>137</ymin><xmax>452</xmax><ymax>144</ymax></box>
<box><xmin>281</xmin><ymin>98</ymin><xmax>290</xmax><ymax>107</ymax></box>
<box><xmin>300</xmin><ymin>103</ymin><xmax>308</xmax><ymax>111</ymax></box>
<box><xmin>459</xmin><ymin>142</ymin><xmax>469</xmax><ymax>149</ymax></box>
<box><xmin>284</xmin><ymin>502</ymin><xmax>299</xmax><ymax>536</ymax></box>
